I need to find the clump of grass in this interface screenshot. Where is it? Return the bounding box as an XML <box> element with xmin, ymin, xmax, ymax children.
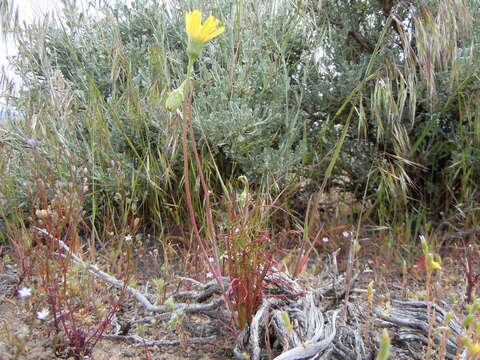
<box><xmin>221</xmin><ymin>188</ymin><xmax>277</xmax><ymax>329</ymax></box>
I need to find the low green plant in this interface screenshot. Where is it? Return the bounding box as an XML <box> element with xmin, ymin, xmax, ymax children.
<box><xmin>462</xmin><ymin>298</ymin><xmax>480</xmax><ymax>359</ymax></box>
<box><xmin>376</xmin><ymin>329</ymin><xmax>391</xmax><ymax>360</ymax></box>
<box><xmin>153</xmin><ymin>277</ymin><xmax>166</xmax><ymax>304</ymax></box>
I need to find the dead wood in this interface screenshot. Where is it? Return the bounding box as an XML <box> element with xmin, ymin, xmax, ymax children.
<box><xmin>32</xmin><ymin>227</ymin><xmax>469</xmax><ymax>359</ymax></box>
<box><xmin>374</xmin><ymin>300</ymin><xmax>464</xmax><ymax>360</ymax></box>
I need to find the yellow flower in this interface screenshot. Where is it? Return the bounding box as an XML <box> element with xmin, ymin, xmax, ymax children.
<box><xmin>185</xmin><ymin>9</ymin><xmax>224</xmax><ymax>61</ymax></box>
<box><xmin>185</xmin><ymin>9</ymin><xmax>225</xmax><ymax>42</ymax></box>
<box><xmin>430</xmin><ymin>260</ymin><xmax>441</xmax><ymax>271</ymax></box>
<box><xmin>468</xmin><ymin>342</ymin><xmax>480</xmax><ymax>356</ymax></box>
<box><xmin>426</xmin><ymin>252</ymin><xmax>441</xmax><ymax>272</ymax></box>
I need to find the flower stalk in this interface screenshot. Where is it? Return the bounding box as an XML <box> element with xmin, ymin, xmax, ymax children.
<box><xmin>169</xmin><ymin>9</ymin><xmax>232</xmax><ymax>323</ymax></box>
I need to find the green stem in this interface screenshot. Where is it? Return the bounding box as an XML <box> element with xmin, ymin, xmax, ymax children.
<box><xmin>186</xmin><ymin>57</ymin><xmax>194</xmax><ymax>89</ymax></box>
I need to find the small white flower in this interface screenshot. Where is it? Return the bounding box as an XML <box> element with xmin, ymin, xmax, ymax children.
<box><xmin>342</xmin><ymin>231</ymin><xmax>351</xmax><ymax>238</ymax></box>
<box><xmin>234</xmin><ymin>227</ymin><xmax>240</xmax><ymax>234</ymax></box>
<box><xmin>124</xmin><ymin>234</ymin><xmax>133</xmax><ymax>242</ymax></box>
<box><xmin>208</xmin><ymin>257</ymin><xmax>214</xmax><ymax>263</ymax></box>
<box><xmin>18</xmin><ymin>287</ymin><xmax>32</xmax><ymax>298</ymax></box>
<box><xmin>206</xmin><ymin>272</ymin><xmax>213</xmax><ymax>279</ymax></box>
<box><xmin>322</xmin><ymin>237</ymin><xmax>329</xmax><ymax>243</ymax></box>
<box><xmin>36</xmin><ymin>308</ymin><xmax>49</xmax><ymax>320</ymax></box>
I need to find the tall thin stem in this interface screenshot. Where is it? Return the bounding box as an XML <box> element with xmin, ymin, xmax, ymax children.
<box><xmin>179</xmin><ymin>62</ymin><xmax>231</xmax><ymax>317</ymax></box>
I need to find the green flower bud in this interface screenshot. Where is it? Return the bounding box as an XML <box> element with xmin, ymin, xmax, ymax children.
<box><xmin>187</xmin><ymin>39</ymin><xmax>205</xmax><ymax>62</ymax></box>
<box><xmin>165</xmin><ymin>87</ymin><xmax>184</xmax><ymax>112</ymax></box>
<box><xmin>463</xmin><ymin>314</ymin><xmax>475</xmax><ymax>328</ymax></box>
<box><xmin>420</xmin><ymin>235</ymin><xmax>429</xmax><ymax>255</ymax></box>
<box><xmin>376</xmin><ymin>329</ymin><xmax>391</xmax><ymax>360</ymax></box>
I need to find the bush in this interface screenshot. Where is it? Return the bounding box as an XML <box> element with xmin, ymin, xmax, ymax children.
<box><xmin>1</xmin><ymin>0</ymin><xmax>479</xmax><ymax>240</ymax></box>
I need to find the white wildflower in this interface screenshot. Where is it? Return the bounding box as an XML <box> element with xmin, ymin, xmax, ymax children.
<box><xmin>36</xmin><ymin>308</ymin><xmax>49</xmax><ymax>320</ymax></box>
<box><xmin>322</xmin><ymin>237</ymin><xmax>329</xmax><ymax>243</ymax></box>
<box><xmin>18</xmin><ymin>287</ymin><xmax>32</xmax><ymax>298</ymax></box>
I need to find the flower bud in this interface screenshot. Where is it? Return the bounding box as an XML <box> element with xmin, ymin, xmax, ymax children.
<box><xmin>165</xmin><ymin>87</ymin><xmax>184</xmax><ymax>112</ymax></box>
<box><xmin>187</xmin><ymin>39</ymin><xmax>205</xmax><ymax>62</ymax></box>
<box><xmin>420</xmin><ymin>235</ymin><xmax>429</xmax><ymax>255</ymax></box>
<box><xmin>36</xmin><ymin>209</ymin><xmax>49</xmax><ymax>219</ymax></box>
<box><xmin>377</xmin><ymin>329</ymin><xmax>391</xmax><ymax>360</ymax></box>
<box><xmin>367</xmin><ymin>281</ymin><xmax>375</xmax><ymax>302</ymax></box>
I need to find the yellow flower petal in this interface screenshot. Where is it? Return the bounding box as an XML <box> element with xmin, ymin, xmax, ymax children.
<box><xmin>199</xmin><ymin>17</ymin><xmax>220</xmax><ymax>40</ymax></box>
<box><xmin>204</xmin><ymin>26</ymin><xmax>225</xmax><ymax>42</ymax></box>
<box><xmin>471</xmin><ymin>343</ymin><xmax>480</xmax><ymax>356</ymax></box>
<box><xmin>185</xmin><ymin>10</ymin><xmax>202</xmax><ymax>38</ymax></box>
<box><xmin>184</xmin><ymin>9</ymin><xmax>224</xmax><ymax>43</ymax></box>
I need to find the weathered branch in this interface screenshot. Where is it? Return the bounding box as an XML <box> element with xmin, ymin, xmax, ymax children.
<box><xmin>33</xmin><ymin>227</ymin><xmax>225</xmax><ymax>314</ymax></box>
<box><xmin>102</xmin><ymin>334</ymin><xmax>217</xmax><ymax>347</ymax></box>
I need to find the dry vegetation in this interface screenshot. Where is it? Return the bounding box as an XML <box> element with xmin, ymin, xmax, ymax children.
<box><xmin>1</xmin><ymin>0</ymin><xmax>480</xmax><ymax>359</ymax></box>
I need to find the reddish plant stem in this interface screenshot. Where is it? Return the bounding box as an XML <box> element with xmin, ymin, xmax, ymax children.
<box><xmin>462</xmin><ymin>250</ymin><xmax>480</xmax><ymax>304</ymax></box>
<box><xmin>179</xmin><ymin>95</ymin><xmax>231</xmax><ymax>314</ymax></box>
<box><xmin>184</xmin><ymin>98</ymin><xmax>221</xmax><ymax>279</ymax></box>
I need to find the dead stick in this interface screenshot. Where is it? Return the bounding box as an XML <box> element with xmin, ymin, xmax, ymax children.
<box><xmin>33</xmin><ymin>227</ymin><xmax>224</xmax><ymax>313</ymax></box>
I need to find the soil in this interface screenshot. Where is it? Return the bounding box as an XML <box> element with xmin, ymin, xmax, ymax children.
<box><xmin>0</xmin><ymin>237</ymin><xmax>474</xmax><ymax>360</ymax></box>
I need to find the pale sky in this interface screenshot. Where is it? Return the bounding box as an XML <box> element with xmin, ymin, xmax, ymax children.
<box><xmin>1</xmin><ymin>0</ymin><xmax>70</xmax><ymax>63</ymax></box>
<box><xmin>0</xmin><ymin>0</ymin><xmax>159</xmax><ymax>82</ymax></box>
<box><xmin>0</xmin><ymin>0</ymin><xmax>93</xmax><ymax>108</ymax></box>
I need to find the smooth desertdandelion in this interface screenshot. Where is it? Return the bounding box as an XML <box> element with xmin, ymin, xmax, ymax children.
<box><xmin>185</xmin><ymin>9</ymin><xmax>225</xmax><ymax>61</ymax></box>
<box><xmin>164</xmin><ymin>9</ymin><xmax>224</xmax><ymax>112</ymax></box>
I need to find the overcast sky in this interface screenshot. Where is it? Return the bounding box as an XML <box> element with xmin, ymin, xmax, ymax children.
<box><xmin>0</xmin><ymin>0</ymin><xmax>93</xmax><ymax>110</ymax></box>
<box><xmin>1</xmin><ymin>0</ymin><xmax>68</xmax><ymax>64</ymax></box>
<box><xmin>0</xmin><ymin>0</ymin><xmax>145</xmax><ymax>78</ymax></box>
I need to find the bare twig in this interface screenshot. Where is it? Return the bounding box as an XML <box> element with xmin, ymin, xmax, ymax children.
<box><xmin>102</xmin><ymin>334</ymin><xmax>217</xmax><ymax>347</ymax></box>
<box><xmin>33</xmin><ymin>227</ymin><xmax>225</xmax><ymax>314</ymax></box>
